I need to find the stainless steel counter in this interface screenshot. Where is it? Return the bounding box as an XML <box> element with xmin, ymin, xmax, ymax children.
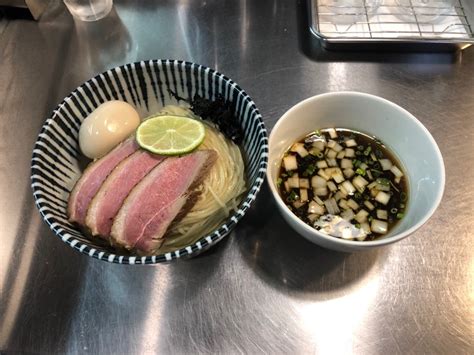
<box><xmin>1</xmin><ymin>1</ymin><xmax>473</xmax><ymax>353</ymax></box>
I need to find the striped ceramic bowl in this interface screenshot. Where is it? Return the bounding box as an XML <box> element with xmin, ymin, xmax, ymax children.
<box><xmin>31</xmin><ymin>60</ymin><xmax>268</xmax><ymax>264</ymax></box>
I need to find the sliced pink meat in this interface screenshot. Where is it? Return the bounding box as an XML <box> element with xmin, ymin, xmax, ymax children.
<box><xmin>85</xmin><ymin>150</ymin><xmax>166</xmax><ymax>238</ymax></box>
<box><xmin>110</xmin><ymin>149</ymin><xmax>217</xmax><ymax>254</ymax></box>
<box><xmin>67</xmin><ymin>138</ymin><xmax>138</xmax><ymax>225</ymax></box>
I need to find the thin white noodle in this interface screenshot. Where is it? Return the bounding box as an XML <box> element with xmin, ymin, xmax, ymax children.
<box><xmin>152</xmin><ymin>106</ymin><xmax>247</xmax><ymax>253</ymax></box>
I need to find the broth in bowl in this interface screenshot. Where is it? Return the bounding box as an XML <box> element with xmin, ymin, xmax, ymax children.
<box><xmin>278</xmin><ymin>128</ymin><xmax>408</xmax><ymax>241</ymax></box>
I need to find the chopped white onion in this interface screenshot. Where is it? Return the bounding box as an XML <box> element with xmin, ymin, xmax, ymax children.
<box><xmin>314</xmin><ymin>195</ymin><xmax>324</xmax><ymax>205</ymax></box>
<box><xmin>318</xmin><ymin>169</ymin><xmax>331</xmax><ymax>180</ymax></box>
<box><xmin>361</xmin><ymin>222</ymin><xmax>371</xmax><ymax>234</ymax></box>
<box><xmin>327</xmin><ymin>158</ymin><xmax>338</xmax><ymax>167</ymax></box>
<box><xmin>340</xmin><ymin>158</ymin><xmax>353</xmax><ymax>169</ymax></box>
<box><xmin>367</xmin><ymin>181</ymin><xmax>378</xmax><ymax>190</ymax></box>
<box><xmin>339</xmin><ymin>186</ymin><xmax>348</xmax><ymax>198</ymax></box>
<box><xmin>300</xmin><ymin>188</ymin><xmax>309</xmax><ymax>202</ymax></box>
<box><xmin>371</xmin><ymin>219</ymin><xmax>388</xmax><ymax>234</ymax></box>
<box><xmin>290</xmin><ymin>143</ymin><xmax>309</xmax><ymax>157</ymax></box>
<box><xmin>366</xmin><ymin>169</ymin><xmax>373</xmax><ymax>181</ymax></box>
<box><xmin>327</xmin><ymin>128</ymin><xmax>338</xmax><ymax>139</ymax></box>
<box><xmin>347</xmin><ymin>199</ymin><xmax>359</xmax><ymax>210</ymax></box>
<box><xmin>324</xmin><ymin>197</ymin><xmax>340</xmax><ymax>214</ymax></box>
<box><xmin>308</xmin><ymin>213</ymin><xmax>320</xmax><ymax>222</ymax></box>
<box><xmin>352</xmin><ymin>175</ymin><xmax>369</xmax><ymax>192</ymax></box>
<box><xmin>312</xmin><ymin>175</ymin><xmax>327</xmax><ymax>188</ymax></box>
<box><xmin>316</xmin><ymin>160</ymin><xmax>328</xmax><ymax>169</ymax></box>
<box><xmin>334</xmin><ymin>191</ymin><xmax>343</xmax><ymax>202</ymax></box>
<box><xmin>293</xmin><ymin>200</ymin><xmax>305</xmax><ymax>209</ymax></box>
<box><xmin>283</xmin><ymin>155</ymin><xmax>298</xmax><ymax>171</ymax></box>
<box><xmin>287</xmin><ymin>176</ymin><xmax>300</xmax><ymax>188</ymax></box>
<box><xmin>341</xmin><ymin>180</ymin><xmax>356</xmax><ymax>195</ymax></box>
<box><xmin>339</xmin><ymin>185</ymin><xmax>349</xmax><ymax>197</ymax></box>
<box><xmin>333</xmin><ymin>142</ymin><xmax>344</xmax><ymax>152</ymax></box>
<box><xmin>344</xmin><ymin>138</ymin><xmax>357</xmax><ymax>147</ymax></box>
<box><xmin>284</xmin><ymin>181</ymin><xmax>290</xmax><ymax>192</ymax></box>
<box><xmin>394</xmin><ymin>176</ymin><xmax>401</xmax><ymax>184</ymax></box>
<box><xmin>339</xmin><ymin>199</ymin><xmax>348</xmax><ymax>209</ymax></box>
<box><xmin>314</xmin><ymin>187</ymin><xmax>328</xmax><ymax>196</ymax></box>
<box><xmin>364</xmin><ymin>200</ymin><xmax>375</xmax><ymax>210</ymax></box>
<box><xmin>336</xmin><ymin>151</ymin><xmax>346</xmax><ymax>159</ymax></box>
<box><xmin>332</xmin><ymin>168</ymin><xmax>345</xmax><ymax>183</ymax></box>
<box><xmin>376</xmin><ymin>209</ymin><xmax>388</xmax><ymax>220</ymax></box>
<box><xmin>343</xmin><ymin>168</ymin><xmax>355</xmax><ymax>178</ymax></box>
<box><xmin>327</xmin><ymin>140</ymin><xmax>336</xmax><ymax>149</ymax></box>
<box><xmin>313</xmin><ymin>140</ymin><xmax>326</xmax><ymax>151</ymax></box>
<box><xmin>299</xmin><ymin>178</ymin><xmax>310</xmax><ymax>189</ymax></box>
<box><xmin>370</xmin><ymin>188</ymin><xmax>379</xmax><ymax>198</ymax></box>
<box><xmin>327</xmin><ymin>149</ymin><xmax>337</xmax><ymax>159</ymax></box>
<box><xmin>341</xmin><ymin>209</ymin><xmax>355</xmax><ymax>221</ymax></box>
<box><xmin>379</xmin><ymin>159</ymin><xmax>393</xmax><ymax>171</ymax></box>
<box><xmin>346</xmin><ymin>149</ymin><xmax>356</xmax><ymax>159</ymax></box>
<box><xmin>308</xmin><ymin>201</ymin><xmax>325</xmax><ymax>214</ymax></box>
<box><xmin>390</xmin><ymin>165</ymin><xmax>404</xmax><ymax>178</ymax></box>
<box><xmin>327</xmin><ymin>181</ymin><xmax>337</xmax><ymax>192</ymax></box>
<box><xmin>375</xmin><ymin>191</ymin><xmax>391</xmax><ymax>205</ymax></box>
<box><xmin>355</xmin><ymin>209</ymin><xmax>369</xmax><ymax>223</ymax></box>
<box><xmin>360</xmin><ymin>162</ymin><xmax>368</xmax><ymax>171</ymax></box>
<box><xmin>376</xmin><ymin>183</ymin><xmax>390</xmax><ymax>192</ymax></box>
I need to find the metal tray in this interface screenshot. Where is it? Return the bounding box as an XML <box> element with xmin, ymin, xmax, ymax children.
<box><xmin>309</xmin><ymin>0</ymin><xmax>474</xmax><ymax>51</ymax></box>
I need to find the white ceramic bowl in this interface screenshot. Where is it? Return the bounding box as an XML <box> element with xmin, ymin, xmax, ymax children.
<box><xmin>267</xmin><ymin>92</ymin><xmax>445</xmax><ymax>252</ymax></box>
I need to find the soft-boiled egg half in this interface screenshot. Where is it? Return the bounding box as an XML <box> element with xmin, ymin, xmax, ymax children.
<box><xmin>79</xmin><ymin>101</ymin><xmax>140</xmax><ymax>159</ymax></box>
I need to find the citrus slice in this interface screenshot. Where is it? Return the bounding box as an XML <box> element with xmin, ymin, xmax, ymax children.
<box><xmin>136</xmin><ymin>115</ymin><xmax>206</xmax><ymax>155</ymax></box>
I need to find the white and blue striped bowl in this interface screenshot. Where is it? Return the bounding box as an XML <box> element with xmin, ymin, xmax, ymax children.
<box><xmin>31</xmin><ymin>60</ymin><xmax>268</xmax><ymax>264</ymax></box>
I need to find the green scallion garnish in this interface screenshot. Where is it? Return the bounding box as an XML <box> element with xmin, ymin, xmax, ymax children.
<box><xmin>287</xmin><ymin>190</ymin><xmax>298</xmax><ymax>202</ymax></box>
<box><xmin>356</xmin><ymin>168</ymin><xmax>366</xmax><ymax>176</ymax></box>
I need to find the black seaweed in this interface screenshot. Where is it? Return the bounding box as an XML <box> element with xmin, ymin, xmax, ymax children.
<box><xmin>169</xmin><ymin>90</ymin><xmax>243</xmax><ymax>144</ymax></box>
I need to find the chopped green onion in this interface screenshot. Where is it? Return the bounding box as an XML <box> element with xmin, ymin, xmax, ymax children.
<box><xmin>401</xmin><ymin>192</ymin><xmax>407</xmax><ymax>202</ymax></box>
<box><xmin>400</xmin><ymin>203</ymin><xmax>405</xmax><ymax>209</ymax></box>
<box><xmin>304</xmin><ymin>164</ymin><xmax>316</xmax><ymax>176</ymax></box>
<box><xmin>396</xmin><ymin>212</ymin><xmax>404</xmax><ymax>219</ymax></box>
<box><xmin>287</xmin><ymin>170</ymin><xmax>294</xmax><ymax>177</ymax></box>
<box><xmin>356</xmin><ymin>168</ymin><xmax>366</xmax><ymax>176</ymax></box>
<box><xmin>377</xmin><ymin>178</ymin><xmax>390</xmax><ymax>186</ymax></box>
<box><xmin>277</xmin><ymin>178</ymin><xmax>283</xmax><ymax>187</ymax></box>
<box><xmin>355</xmin><ymin>223</ymin><xmax>361</xmax><ymax>229</ymax></box>
<box><xmin>354</xmin><ymin>192</ymin><xmax>362</xmax><ymax>200</ymax></box>
<box><xmin>390</xmin><ymin>208</ymin><xmax>398</xmax><ymax>214</ymax></box>
<box><xmin>353</xmin><ymin>159</ymin><xmax>362</xmax><ymax>168</ymax></box>
<box><xmin>368</xmin><ymin>216</ymin><xmax>373</xmax><ymax>222</ymax></box>
<box><xmin>317</xmin><ymin>152</ymin><xmax>324</xmax><ymax>158</ymax></box>
<box><xmin>314</xmin><ymin>129</ymin><xmax>321</xmax><ymax>136</ymax></box>
<box><xmin>287</xmin><ymin>190</ymin><xmax>298</xmax><ymax>202</ymax></box>
<box><xmin>363</xmin><ymin>146</ymin><xmax>372</xmax><ymax>156</ymax></box>
<box><xmin>357</xmin><ymin>145</ymin><xmax>364</xmax><ymax>151</ymax></box>
<box><xmin>375</xmin><ymin>149</ymin><xmax>383</xmax><ymax>158</ymax></box>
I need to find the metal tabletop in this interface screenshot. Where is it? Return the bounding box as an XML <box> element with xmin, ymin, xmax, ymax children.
<box><xmin>1</xmin><ymin>0</ymin><xmax>473</xmax><ymax>354</ymax></box>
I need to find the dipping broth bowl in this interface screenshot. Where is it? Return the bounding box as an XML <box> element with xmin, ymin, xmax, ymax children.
<box><xmin>267</xmin><ymin>91</ymin><xmax>445</xmax><ymax>252</ymax></box>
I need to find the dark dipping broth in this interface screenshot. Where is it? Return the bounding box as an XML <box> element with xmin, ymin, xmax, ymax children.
<box><xmin>278</xmin><ymin>128</ymin><xmax>408</xmax><ymax>241</ymax></box>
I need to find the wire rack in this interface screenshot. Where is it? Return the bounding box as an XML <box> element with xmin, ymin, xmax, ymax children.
<box><xmin>313</xmin><ymin>0</ymin><xmax>474</xmax><ymax>42</ymax></box>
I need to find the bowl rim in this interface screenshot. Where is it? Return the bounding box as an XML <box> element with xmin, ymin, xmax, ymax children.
<box><xmin>267</xmin><ymin>91</ymin><xmax>445</xmax><ymax>248</ymax></box>
<box><xmin>31</xmin><ymin>59</ymin><xmax>268</xmax><ymax>264</ymax></box>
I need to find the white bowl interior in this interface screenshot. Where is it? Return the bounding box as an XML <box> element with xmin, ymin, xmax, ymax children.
<box><xmin>268</xmin><ymin>92</ymin><xmax>445</xmax><ymax>249</ymax></box>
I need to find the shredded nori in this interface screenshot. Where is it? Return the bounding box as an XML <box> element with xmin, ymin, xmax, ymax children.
<box><xmin>169</xmin><ymin>90</ymin><xmax>243</xmax><ymax>144</ymax></box>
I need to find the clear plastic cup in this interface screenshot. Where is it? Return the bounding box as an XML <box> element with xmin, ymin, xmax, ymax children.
<box><xmin>64</xmin><ymin>0</ymin><xmax>113</xmax><ymax>22</ymax></box>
